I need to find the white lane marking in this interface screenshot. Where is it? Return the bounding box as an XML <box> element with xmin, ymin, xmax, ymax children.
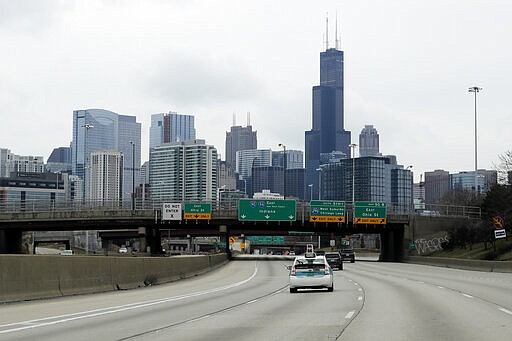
<box><xmin>498</xmin><ymin>308</ymin><xmax>512</xmax><ymax>315</ymax></box>
<box><xmin>462</xmin><ymin>293</ymin><xmax>473</xmax><ymax>298</ymax></box>
<box><xmin>437</xmin><ymin>286</ymin><xmax>445</xmax><ymax>289</ymax></box>
<box><xmin>354</xmin><ymin>283</ymin><xmax>359</xmax><ymax>286</ymax></box>
<box><xmin>345</xmin><ymin>311</ymin><xmax>355</xmax><ymax>319</ymax></box>
<box><xmin>358</xmin><ymin>288</ymin><xmax>362</xmax><ymax>292</ymax></box>
<box><xmin>0</xmin><ymin>267</ymin><xmax>259</xmax><ymax>334</ymax></box>
<box><xmin>357</xmin><ymin>296</ymin><xmax>363</xmax><ymax>301</ymax></box>
<box><xmin>417</xmin><ymin>281</ymin><xmax>425</xmax><ymax>284</ymax></box>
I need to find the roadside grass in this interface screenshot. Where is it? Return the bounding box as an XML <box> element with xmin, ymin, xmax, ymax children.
<box><xmin>433</xmin><ymin>238</ymin><xmax>512</xmax><ymax>261</ymax></box>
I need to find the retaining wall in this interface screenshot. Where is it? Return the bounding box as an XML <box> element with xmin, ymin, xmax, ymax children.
<box><xmin>406</xmin><ymin>256</ymin><xmax>512</xmax><ymax>273</ymax></box>
<box><xmin>0</xmin><ymin>253</ymin><xmax>228</xmax><ymax>303</ymax></box>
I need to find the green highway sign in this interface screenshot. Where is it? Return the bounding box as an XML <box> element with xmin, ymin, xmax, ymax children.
<box><xmin>184</xmin><ymin>203</ymin><xmax>212</xmax><ymax>220</ymax></box>
<box><xmin>309</xmin><ymin>200</ymin><xmax>346</xmax><ymax>222</ymax></box>
<box><xmin>246</xmin><ymin>236</ymin><xmax>284</xmax><ymax>245</ymax></box>
<box><xmin>238</xmin><ymin>199</ymin><xmax>296</xmax><ymax>221</ymax></box>
<box><xmin>354</xmin><ymin>202</ymin><xmax>387</xmax><ymax>224</ymax></box>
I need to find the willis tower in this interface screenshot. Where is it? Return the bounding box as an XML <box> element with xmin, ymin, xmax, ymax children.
<box><xmin>305</xmin><ymin>17</ymin><xmax>351</xmax><ymax>200</ymax></box>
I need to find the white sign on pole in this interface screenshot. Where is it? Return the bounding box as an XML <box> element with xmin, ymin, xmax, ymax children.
<box><xmin>162</xmin><ymin>203</ymin><xmax>182</xmax><ymax>221</ymax></box>
<box><xmin>494</xmin><ymin>229</ymin><xmax>507</xmax><ymax>239</ymax></box>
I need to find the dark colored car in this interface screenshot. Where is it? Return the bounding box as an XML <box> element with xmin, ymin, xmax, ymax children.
<box><xmin>340</xmin><ymin>248</ymin><xmax>355</xmax><ymax>263</ymax></box>
<box><xmin>325</xmin><ymin>252</ymin><xmax>343</xmax><ymax>270</ymax></box>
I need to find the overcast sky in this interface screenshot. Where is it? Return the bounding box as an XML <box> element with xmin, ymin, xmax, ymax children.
<box><xmin>1</xmin><ymin>0</ymin><xmax>510</xmax><ymax>182</ymax></box>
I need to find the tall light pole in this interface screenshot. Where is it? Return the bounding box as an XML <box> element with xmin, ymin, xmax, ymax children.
<box><xmin>468</xmin><ymin>86</ymin><xmax>482</xmax><ymax>196</ymax></box>
<box><xmin>308</xmin><ymin>184</ymin><xmax>313</xmax><ymax>201</ymax></box>
<box><xmin>83</xmin><ymin>123</ymin><xmax>93</xmax><ymax>255</ymax></box>
<box><xmin>129</xmin><ymin>141</ymin><xmax>135</xmax><ymax>211</ymax></box>
<box><xmin>316</xmin><ymin>167</ymin><xmax>322</xmax><ymax>200</ymax></box>
<box><xmin>405</xmin><ymin>165</ymin><xmax>413</xmax><ymax>212</ymax></box>
<box><xmin>349</xmin><ymin>144</ymin><xmax>357</xmax><ymax>203</ymax></box>
<box><xmin>83</xmin><ymin>124</ymin><xmax>94</xmax><ymax>202</ymax></box>
<box><xmin>278</xmin><ymin>144</ymin><xmax>287</xmax><ymax>199</ymax></box>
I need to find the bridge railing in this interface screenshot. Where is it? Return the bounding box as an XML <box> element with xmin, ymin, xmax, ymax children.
<box><xmin>0</xmin><ymin>198</ymin><xmax>480</xmax><ymax>219</ymax></box>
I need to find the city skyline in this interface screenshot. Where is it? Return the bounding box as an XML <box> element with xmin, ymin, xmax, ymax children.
<box><xmin>1</xmin><ymin>1</ymin><xmax>511</xmax><ymax>182</ymax></box>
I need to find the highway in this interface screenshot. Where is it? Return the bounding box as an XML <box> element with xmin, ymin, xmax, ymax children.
<box><xmin>0</xmin><ymin>259</ymin><xmax>511</xmax><ymax>340</ymax></box>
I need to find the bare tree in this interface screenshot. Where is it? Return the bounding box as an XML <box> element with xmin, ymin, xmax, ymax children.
<box><xmin>495</xmin><ymin>150</ymin><xmax>512</xmax><ymax>184</ymax></box>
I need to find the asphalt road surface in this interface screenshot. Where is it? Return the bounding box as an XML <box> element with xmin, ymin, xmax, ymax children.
<box><xmin>0</xmin><ymin>260</ymin><xmax>510</xmax><ymax>340</ymax></box>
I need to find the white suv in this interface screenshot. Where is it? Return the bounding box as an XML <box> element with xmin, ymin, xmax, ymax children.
<box><xmin>289</xmin><ymin>252</ymin><xmax>334</xmax><ymax>293</ymax></box>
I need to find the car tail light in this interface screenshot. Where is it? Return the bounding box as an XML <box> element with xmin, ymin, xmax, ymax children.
<box><xmin>324</xmin><ymin>265</ymin><xmax>330</xmax><ymax>275</ymax></box>
<box><xmin>291</xmin><ymin>266</ymin><xmax>296</xmax><ymax>276</ymax></box>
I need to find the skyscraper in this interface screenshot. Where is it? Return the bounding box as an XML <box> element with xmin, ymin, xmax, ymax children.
<box><xmin>225</xmin><ymin>120</ymin><xmax>257</xmax><ymax>168</ymax></box>
<box><xmin>359</xmin><ymin>125</ymin><xmax>380</xmax><ymax>157</ymax></box>
<box><xmin>72</xmin><ymin>109</ymin><xmax>141</xmax><ymax>200</ymax></box>
<box><xmin>305</xmin><ymin>18</ymin><xmax>351</xmax><ymax>200</ymax></box>
<box><xmin>149</xmin><ymin>111</ymin><xmax>196</xmax><ymax>150</ymax></box>
<box><xmin>89</xmin><ymin>150</ymin><xmax>123</xmax><ymax>203</ymax></box>
<box><xmin>149</xmin><ymin>140</ymin><xmax>218</xmax><ymax>202</ymax></box>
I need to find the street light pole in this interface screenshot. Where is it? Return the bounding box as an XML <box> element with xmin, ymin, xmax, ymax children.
<box><xmin>349</xmin><ymin>144</ymin><xmax>357</xmax><ymax>203</ymax></box>
<box><xmin>129</xmin><ymin>141</ymin><xmax>135</xmax><ymax>211</ymax></box>
<box><xmin>308</xmin><ymin>184</ymin><xmax>313</xmax><ymax>201</ymax></box>
<box><xmin>278</xmin><ymin>144</ymin><xmax>287</xmax><ymax>199</ymax></box>
<box><xmin>468</xmin><ymin>86</ymin><xmax>482</xmax><ymax>196</ymax></box>
<box><xmin>83</xmin><ymin>123</ymin><xmax>93</xmax><ymax>255</ymax></box>
<box><xmin>316</xmin><ymin>167</ymin><xmax>322</xmax><ymax>200</ymax></box>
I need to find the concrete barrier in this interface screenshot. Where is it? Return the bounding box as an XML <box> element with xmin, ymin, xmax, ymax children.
<box><xmin>0</xmin><ymin>253</ymin><xmax>228</xmax><ymax>303</ymax></box>
<box><xmin>405</xmin><ymin>256</ymin><xmax>512</xmax><ymax>273</ymax></box>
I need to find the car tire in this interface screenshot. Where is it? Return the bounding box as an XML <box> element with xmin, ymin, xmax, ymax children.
<box><xmin>290</xmin><ymin>287</ymin><xmax>297</xmax><ymax>293</ymax></box>
<box><xmin>327</xmin><ymin>285</ymin><xmax>334</xmax><ymax>292</ymax></box>
<box><xmin>350</xmin><ymin>258</ymin><xmax>355</xmax><ymax>263</ymax></box>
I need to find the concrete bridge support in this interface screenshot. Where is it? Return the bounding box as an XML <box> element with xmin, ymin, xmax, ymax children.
<box><xmin>0</xmin><ymin>229</ymin><xmax>22</xmax><ymax>254</ymax></box>
<box><xmin>379</xmin><ymin>227</ymin><xmax>405</xmax><ymax>262</ymax></box>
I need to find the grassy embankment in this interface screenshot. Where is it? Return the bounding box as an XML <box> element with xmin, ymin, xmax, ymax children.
<box><xmin>433</xmin><ymin>238</ymin><xmax>512</xmax><ymax>261</ymax></box>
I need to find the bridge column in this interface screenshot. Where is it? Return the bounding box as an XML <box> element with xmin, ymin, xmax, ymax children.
<box><xmin>148</xmin><ymin>228</ymin><xmax>163</xmax><ymax>255</ymax></box>
<box><xmin>379</xmin><ymin>230</ymin><xmax>395</xmax><ymax>262</ymax></box>
<box><xmin>0</xmin><ymin>229</ymin><xmax>23</xmax><ymax>254</ymax></box>
<box><xmin>138</xmin><ymin>227</ymin><xmax>147</xmax><ymax>253</ymax></box>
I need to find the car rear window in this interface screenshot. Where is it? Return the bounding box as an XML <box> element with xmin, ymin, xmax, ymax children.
<box><xmin>325</xmin><ymin>254</ymin><xmax>340</xmax><ymax>259</ymax></box>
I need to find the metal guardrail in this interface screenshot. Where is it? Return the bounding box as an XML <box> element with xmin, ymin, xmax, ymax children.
<box><xmin>0</xmin><ymin>199</ymin><xmax>481</xmax><ymax>219</ymax></box>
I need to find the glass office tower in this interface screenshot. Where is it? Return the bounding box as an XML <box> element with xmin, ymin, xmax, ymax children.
<box><xmin>72</xmin><ymin>109</ymin><xmax>141</xmax><ymax>200</ymax></box>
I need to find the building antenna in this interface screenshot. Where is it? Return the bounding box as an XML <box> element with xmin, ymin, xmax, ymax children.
<box><xmin>325</xmin><ymin>13</ymin><xmax>329</xmax><ymax>50</ymax></box>
<box><xmin>247</xmin><ymin>111</ymin><xmax>251</xmax><ymax>126</ymax></box>
<box><xmin>233</xmin><ymin>113</ymin><xmax>236</xmax><ymax>127</ymax></box>
<box><xmin>335</xmin><ymin>11</ymin><xmax>340</xmax><ymax>50</ymax></box>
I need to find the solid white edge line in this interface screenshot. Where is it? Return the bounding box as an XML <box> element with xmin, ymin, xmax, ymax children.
<box><xmin>498</xmin><ymin>308</ymin><xmax>512</xmax><ymax>315</ymax></box>
<box><xmin>462</xmin><ymin>293</ymin><xmax>473</xmax><ymax>298</ymax></box>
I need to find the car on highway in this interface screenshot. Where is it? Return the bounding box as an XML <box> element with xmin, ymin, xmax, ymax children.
<box><xmin>119</xmin><ymin>246</ymin><xmax>128</xmax><ymax>253</ymax></box>
<box><xmin>340</xmin><ymin>247</ymin><xmax>355</xmax><ymax>263</ymax></box>
<box><xmin>289</xmin><ymin>252</ymin><xmax>334</xmax><ymax>293</ymax></box>
<box><xmin>325</xmin><ymin>252</ymin><xmax>343</xmax><ymax>270</ymax></box>
<box><xmin>58</xmin><ymin>249</ymin><xmax>73</xmax><ymax>255</ymax></box>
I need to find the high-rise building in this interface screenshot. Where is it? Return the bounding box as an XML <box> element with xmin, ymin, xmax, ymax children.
<box><xmin>218</xmin><ymin>160</ymin><xmax>237</xmax><ymax>191</ymax></box>
<box><xmin>252</xmin><ymin>166</ymin><xmax>284</xmax><ymax>197</ymax></box>
<box><xmin>0</xmin><ymin>148</ymin><xmax>45</xmax><ymax>176</ymax></box>
<box><xmin>359</xmin><ymin>125</ymin><xmax>380</xmax><ymax>157</ymax></box>
<box><xmin>235</xmin><ymin>149</ymin><xmax>272</xmax><ymax>180</ymax></box>
<box><xmin>305</xmin><ymin>20</ymin><xmax>351</xmax><ymax>200</ymax></box>
<box><xmin>272</xmin><ymin>150</ymin><xmax>303</xmax><ymax>169</ymax></box>
<box><xmin>320</xmin><ymin>156</ymin><xmax>412</xmax><ymax>209</ymax></box>
<box><xmin>225</xmin><ymin>122</ymin><xmax>257</xmax><ymax>168</ymax></box>
<box><xmin>46</xmin><ymin>146</ymin><xmax>72</xmax><ymax>173</ymax></box>
<box><xmin>72</xmin><ymin>109</ymin><xmax>141</xmax><ymax>200</ymax></box>
<box><xmin>149</xmin><ymin>140</ymin><xmax>218</xmax><ymax>202</ymax></box>
<box><xmin>89</xmin><ymin>151</ymin><xmax>123</xmax><ymax>203</ymax></box>
<box><xmin>424</xmin><ymin>170</ymin><xmax>450</xmax><ymax>204</ymax></box>
<box><xmin>149</xmin><ymin>111</ymin><xmax>196</xmax><ymax>150</ymax></box>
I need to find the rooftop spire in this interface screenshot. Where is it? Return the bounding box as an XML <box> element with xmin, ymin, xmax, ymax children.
<box><xmin>335</xmin><ymin>11</ymin><xmax>340</xmax><ymax>50</ymax></box>
<box><xmin>325</xmin><ymin>13</ymin><xmax>329</xmax><ymax>50</ymax></box>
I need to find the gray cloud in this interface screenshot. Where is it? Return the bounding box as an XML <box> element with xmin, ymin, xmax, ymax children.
<box><xmin>145</xmin><ymin>55</ymin><xmax>263</xmax><ymax>107</ymax></box>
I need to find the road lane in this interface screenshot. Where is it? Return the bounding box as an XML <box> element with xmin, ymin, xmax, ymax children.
<box><xmin>340</xmin><ymin>262</ymin><xmax>512</xmax><ymax>341</ymax></box>
<box><xmin>0</xmin><ymin>260</ymin><xmax>510</xmax><ymax>340</ymax></box>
